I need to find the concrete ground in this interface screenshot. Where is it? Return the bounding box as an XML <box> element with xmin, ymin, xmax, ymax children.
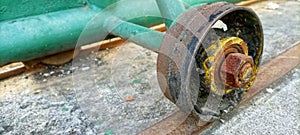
<box><xmin>0</xmin><ymin>0</ymin><xmax>299</xmax><ymax>135</ymax></box>
<box><xmin>203</xmin><ymin>65</ymin><xmax>300</xmax><ymax>135</ymax></box>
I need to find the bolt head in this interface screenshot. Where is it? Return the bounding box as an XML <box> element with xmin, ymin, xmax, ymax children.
<box><xmin>220</xmin><ymin>53</ymin><xmax>254</xmax><ymax>88</ymax></box>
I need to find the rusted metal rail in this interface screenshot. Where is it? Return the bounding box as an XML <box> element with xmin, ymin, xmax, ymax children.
<box><xmin>139</xmin><ymin>42</ymin><xmax>300</xmax><ymax>135</ymax></box>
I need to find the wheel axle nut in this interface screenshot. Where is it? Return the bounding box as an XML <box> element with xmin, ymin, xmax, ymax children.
<box><xmin>220</xmin><ymin>53</ymin><xmax>254</xmax><ymax>88</ymax></box>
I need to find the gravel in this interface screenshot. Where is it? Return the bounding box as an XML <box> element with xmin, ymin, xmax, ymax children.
<box><xmin>202</xmin><ymin>65</ymin><xmax>300</xmax><ymax>135</ymax></box>
<box><xmin>0</xmin><ymin>43</ymin><xmax>178</xmax><ymax>135</ymax></box>
<box><xmin>257</xmin><ymin>0</ymin><xmax>300</xmax><ymax>63</ymax></box>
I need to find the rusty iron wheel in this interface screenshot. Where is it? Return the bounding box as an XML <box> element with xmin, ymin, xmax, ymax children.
<box><xmin>157</xmin><ymin>2</ymin><xmax>263</xmax><ymax>121</ymax></box>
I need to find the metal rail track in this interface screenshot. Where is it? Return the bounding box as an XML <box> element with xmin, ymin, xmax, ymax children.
<box><xmin>139</xmin><ymin>42</ymin><xmax>300</xmax><ymax>135</ymax></box>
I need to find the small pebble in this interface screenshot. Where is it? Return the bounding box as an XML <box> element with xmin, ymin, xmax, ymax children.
<box><xmin>85</xmin><ymin>128</ymin><xmax>94</xmax><ymax>135</ymax></box>
<box><xmin>50</xmin><ymin>102</ymin><xmax>65</xmax><ymax>107</ymax></box>
<box><xmin>34</xmin><ymin>89</ymin><xmax>42</xmax><ymax>94</ymax></box>
<box><xmin>222</xmin><ymin>109</ymin><xmax>229</xmax><ymax>114</ymax></box>
<box><xmin>2</xmin><ymin>125</ymin><xmax>13</xmax><ymax>132</ymax></box>
<box><xmin>266</xmin><ymin>88</ymin><xmax>274</xmax><ymax>93</ymax></box>
<box><xmin>50</xmin><ymin>71</ymin><xmax>55</xmax><ymax>75</ymax></box>
<box><xmin>132</xmin><ymin>79</ymin><xmax>141</xmax><ymax>84</ymax></box>
<box><xmin>81</xmin><ymin>67</ymin><xmax>90</xmax><ymax>71</ymax></box>
<box><xmin>125</xmin><ymin>96</ymin><xmax>134</xmax><ymax>102</ymax></box>
<box><xmin>43</xmin><ymin>73</ymin><xmax>50</xmax><ymax>77</ymax></box>
<box><xmin>104</xmin><ymin>129</ymin><xmax>114</xmax><ymax>135</ymax></box>
<box><xmin>60</xmin><ymin>70</ymin><xmax>65</xmax><ymax>74</ymax></box>
<box><xmin>267</xmin><ymin>2</ymin><xmax>279</xmax><ymax>10</ymax></box>
<box><xmin>220</xmin><ymin>119</ymin><xmax>225</xmax><ymax>123</ymax></box>
<box><xmin>146</xmin><ymin>52</ymin><xmax>151</xmax><ymax>56</ymax></box>
<box><xmin>71</xmin><ymin>129</ymin><xmax>78</xmax><ymax>134</ymax></box>
<box><xmin>94</xmin><ymin>121</ymin><xmax>103</xmax><ymax>126</ymax></box>
<box><xmin>108</xmin><ymin>85</ymin><xmax>115</xmax><ymax>89</ymax></box>
<box><xmin>70</xmin><ymin>67</ymin><xmax>77</xmax><ymax>71</ymax></box>
<box><xmin>0</xmin><ymin>126</ymin><xmax>4</xmax><ymax>134</ymax></box>
<box><xmin>62</xmin><ymin>107</ymin><xmax>69</xmax><ymax>112</ymax></box>
<box><xmin>41</xmin><ymin>104</ymin><xmax>50</xmax><ymax>109</ymax></box>
<box><xmin>65</xmin><ymin>71</ymin><xmax>71</xmax><ymax>75</ymax></box>
<box><xmin>20</xmin><ymin>101</ymin><xmax>30</xmax><ymax>109</ymax></box>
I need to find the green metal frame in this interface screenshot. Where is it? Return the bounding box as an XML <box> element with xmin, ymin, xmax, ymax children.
<box><xmin>0</xmin><ymin>0</ymin><xmax>245</xmax><ymax>66</ymax></box>
<box><xmin>155</xmin><ymin>0</ymin><xmax>186</xmax><ymax>28</ymax></box>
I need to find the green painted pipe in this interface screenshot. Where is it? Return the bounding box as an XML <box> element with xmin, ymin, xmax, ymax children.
<box><xmin>155</xmin><ymin>0</ymin><xmax>186</xmax><ymax>28</ymax></box>
<box><xmin>0</xmin><ymin>0</ymin><xmax>245</xmax><ymax>66</ymax></box>
<box><xmin>0</xmin><ymin>8</ymin><xmax>98</xmax><ymax>66</ymax></box>
<box><xmin>104</xmin><ymin>16</ymin><xmax>164</xmax><ymax>51</ymax></box>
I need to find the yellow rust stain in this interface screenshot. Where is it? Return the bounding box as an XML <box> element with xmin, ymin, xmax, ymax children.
<box><xmin>201</xmin><ymin>37</ymin><xmax>258</xmax><ymax>95</ymax></box>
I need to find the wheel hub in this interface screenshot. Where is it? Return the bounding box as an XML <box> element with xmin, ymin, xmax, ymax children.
<box><xmin>157</xmin><ymin>2</ymin><xmax>263</xmax><ymax>121</ymax></box>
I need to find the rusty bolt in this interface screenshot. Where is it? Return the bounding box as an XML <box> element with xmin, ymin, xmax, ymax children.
<box><xmin>239</xmin><ymin>63</ymin><xmax>253</xmax><ymax>83</ymax></box>
<box><xmin>220</xmin><ymin>53</ymin><xmax>254</xmax><ymax>88</ymax></box>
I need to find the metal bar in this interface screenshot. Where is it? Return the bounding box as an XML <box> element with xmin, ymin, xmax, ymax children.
<box><xmin>236</xmin><ymin>0</ymin><xmax>265</xmax><ymax>6</ymax></box>
<box><xmin>155</xmin><ymin>0</ymin><xmax>186</xmax><ymax>28</ymax></box>
<box><xmin>184</xmin><ymin>0</ymin><xmax>245</xmax><ymax>7</ymax></box>
<box><xmin>81</xmin><ymin>24</ymin><xmax>167</xmax><ymax>52</ymax></box>
<box><xmin>139</xmin><ymin>42</ymin><xmax>300</xmax><ymax>135</ymax></box>
<box><xmin>0</xmin><ymin>63</ymin><xmax>26</xmax><ymax>80</ymax></box>
<box><xmin>104</xmin><ymin>16</ymin><xmax>164</xmax><ymax>52</ymax></box>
